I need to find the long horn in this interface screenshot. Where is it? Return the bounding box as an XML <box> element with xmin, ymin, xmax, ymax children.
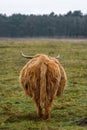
<box><xmin>55</xmin><ymin>55</ymin><xmax>60</xmax><ymax>59</ymax></box>
<box><xmin>21</xmin><ymin>51</ymin><xmax>34</xmax><ymax>59</ymax></box>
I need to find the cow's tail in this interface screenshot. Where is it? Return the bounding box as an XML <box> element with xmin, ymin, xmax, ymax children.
<box><xmin>40</xmin><ymin>63</ymin><xmax>47</xmax><ymax>108</ymax></box>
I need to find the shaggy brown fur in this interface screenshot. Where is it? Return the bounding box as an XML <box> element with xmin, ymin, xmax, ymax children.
<box><xmin>19</xmin><ymin>54</ymin><xmax>67</xmax><ymax>119</ymax></box>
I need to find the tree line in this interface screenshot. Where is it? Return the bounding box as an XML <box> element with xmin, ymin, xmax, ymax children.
<box><xmin>0</xmin><ymin>10</ymin><xmax>87</xmax><ymax>37</ymax></box>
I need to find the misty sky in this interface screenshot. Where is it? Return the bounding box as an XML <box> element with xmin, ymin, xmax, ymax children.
<box><xmin>0</xmin><ymin>0</ymin><xmax>87</xmax><ymax>15</ymax></box>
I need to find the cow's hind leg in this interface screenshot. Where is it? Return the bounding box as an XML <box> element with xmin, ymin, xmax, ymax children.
<box><xmin>44</xmin><ymin>106</ymin><xmax>51</xmax><ymax>119</ymax></box>
<box><xmin>33</xmin><ymin>95</ymin><xmax>43</xmax><ymax>118</ymax></box>
<box><xmin>44</xmin><ymin>99</ymin><xmax>53</xmax><ymax>119</ymax></box>
<box><xmin>37</xmin><ymin>105</ymin><xmax>42</xmax><ymax>118</ymax></box>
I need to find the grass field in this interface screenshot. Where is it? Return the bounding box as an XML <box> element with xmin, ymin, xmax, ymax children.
<box><xmin>0</xmin><ymin>38</ymin><xmax>87</xmax><ymax>130</ymax></box>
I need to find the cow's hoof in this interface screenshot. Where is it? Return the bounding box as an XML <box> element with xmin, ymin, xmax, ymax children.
<box><xmin>44</xmin><ymin>114</ymin><xmax>51</xmax><ymax>120</ymax></box>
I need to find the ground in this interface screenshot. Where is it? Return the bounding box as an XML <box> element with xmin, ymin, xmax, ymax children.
<box><xmin>0</xmin><ymin>38</ymin><xmax>87</xmax><ymax>130</ymax></box>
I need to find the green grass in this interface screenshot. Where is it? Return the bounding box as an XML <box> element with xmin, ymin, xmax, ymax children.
<box><xmin>0</xmin><ymin>38</ymin><xmax>87</xmax><ymax>130</ymax></box>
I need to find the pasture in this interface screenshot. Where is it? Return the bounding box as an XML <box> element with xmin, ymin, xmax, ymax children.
<box><xmin>0</xmin><ymin>38</ymin><xmax>87</xmax><ymax>130</ymax></box>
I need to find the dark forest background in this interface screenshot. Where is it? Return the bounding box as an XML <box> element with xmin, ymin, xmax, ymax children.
<box><xmin>0</xmin><ymin>10</ymin><xmax>87</xmax><ymax>37</ymax></box>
